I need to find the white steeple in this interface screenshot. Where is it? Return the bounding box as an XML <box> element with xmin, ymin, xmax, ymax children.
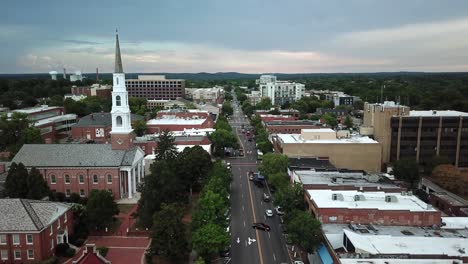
<box><xmin>111</xmin><ymin>30</ymin><xmax>133</xmax><ymax>135</ymax></box>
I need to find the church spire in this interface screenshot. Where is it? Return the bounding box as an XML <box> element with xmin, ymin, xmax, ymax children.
<box><xmin>114</xmin><ymin>29</ymin><xmax>124</xmax><ymax>73</ymax></box>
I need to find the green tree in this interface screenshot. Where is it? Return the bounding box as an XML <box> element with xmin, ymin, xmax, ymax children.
<box><xmin>0</xmin><ymin>113</ymin><xmax>44</xmax><ymax>154</ymax></box>
<box><xmin>192</xmin><ymin>190</ymin><xmax>227</xmax><ymax>230</ymax></box>
<box><xmin>286</xmin><ymin>210</ymin><xmax>322</xmax><ymax>252</ymax></box>
<box><xmin>151</xmin><ymin>203</ymin><xmax>188</xmax><ymax>260</ymax></box>
<box><xmin>26</xmin><ymin>167</ymin><xmax>50</xmax><ymax>199</ymax></box>
<box><xmin>192</xmin><ymin>223</ymin><xmax>230</xmax><ymax>261</ymax></box>
<box><xmin>322</xmin><ymin>113</ymin><xmax>338</xmax><ymax>127</ymax></box>
<box><xmin>129</xmin><ymin>97</ymin><xmax>147</xmax><ymax>115</ymax></box>
<box><xmin>195</xmin><ymin>256</ymin><xmax>206</xmax><ymax>264</ymax></box>
<box><xmin>48</xmin><ymin>95</ymin><xmax>64</xmax><ymax>106</ymax></box>
<box><xmin>178</xmin><ymin>146</ymin><xmax>212</xmax><ymax>193</ymax></box>
<box><xmin>274</xmin><ymin>184</ymin><xmax>305</xmax><ymax>213</ymax></box>
<box><xmin>133</xmin><ymin>119</ymin><xmax>147</xmax><ymax>137</ymax></box>
<box><xmin>4</xmin><ymin>162</ymin><xmax>28</xmax><ymax>198</ymax></box>
<box><xmin>344</xmin><ymin>115</ymin><xmax>353</xmax><ymax>128</ymax></box>
<box><xmin>392</xmin><ymin>158</ymin><xmax>420</xmax><ymax>189</ymax></box>
<box><xmin>155</xmin><ymin>130</ymin><xmax>178</xmax><ymax>161</ymax></box>
<box><xmin>259</xmin><ymin>153</ymin><xmax>289</xmax><ymax>178</ymax></box>
<box><xmin>85</xmin><ymin>190</ymin><xmax>119</xmax><ymax>230</ymax></box>
<box><xmin>221</xmin><ymin>101</ymin><xmax>233</xmax><ymax>117</ymax></box>
<box><xmin>256</xmin><ymin>98</ymin><xmax>272</xmax><ymax>110</ymax></box>
<box><xmin>209</xmin><ymin>129</ymin><xmax>238</xmax><ymax>157</ymax></box>
<box><xmin>268</xmin><ymin>172</ymin><xmax>289</xmax><ymax>191</ymax></box>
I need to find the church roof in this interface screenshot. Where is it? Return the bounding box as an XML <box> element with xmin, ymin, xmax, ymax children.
<box><xmin>114</xmin><ymin>32</ymin><xmax>123</xmax><ymax>73</ymax></box>
<box><xmin>0</xmin><ymin>199</ymin><xmax>70</xmax><ymax>231</ymax></box>
<box><xmin>73</xmin><ymin>112</ymin><xmax>144</xmax><ymax>128</ymax></box>
<box><xmin>12</xmin><ymin>144</ymin><xmax>143</xmax><ymax>168</ymax></box>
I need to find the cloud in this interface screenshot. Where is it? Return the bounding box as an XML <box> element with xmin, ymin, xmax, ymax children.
<box><xmin>62</xmin><ymin>39</ymin><xmax>102</xmax><ymax>45</ymax></box>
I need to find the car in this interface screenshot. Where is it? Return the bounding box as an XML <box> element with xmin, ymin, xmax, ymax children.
<box><xmin>275</xmin><ymin>206</ymin><xmax>285</xmax><ymax>216</ymax></box>
<box><xmin>248</xmin><ymin>171</ymin><xmax>254</xmax><ymax>181</ymax></box>
<box><xmin>254</xmin><ymin>180</ymin><xmax>264</xmax><ymax>188</ymax></box>
<box><xmin>239</xmin><ymin>148</ymin><xmax>244</xmax><ymax>156</ymax></box>
<box><xmin>294</xmin><ymin>261</ymin><xmax>304</xmax><ymax>264</ymax></box>
<box><xmin>263</xmin><ymin>193</ymin><xmax>271</xmax><ymax>202</ymax></box>
<box><xmin>265</xmin><ymin>209</ymin><xmax>273</xmax><ymax>217</ymax></box>
<box><xmin>226</xmin><ymin>162</ymin><xmax>231</xmax><ymax>167</ymax></box>
<box><xmin>252</xmin><ymin>222</ymin><xmax>271</xmax><ymax>231</ymax></box>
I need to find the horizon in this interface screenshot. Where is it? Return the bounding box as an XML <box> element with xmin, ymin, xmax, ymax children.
<box><xmin>2</xmin><ymin>1</ymin><xmax>468</xmax><ymax>74</ymax></box>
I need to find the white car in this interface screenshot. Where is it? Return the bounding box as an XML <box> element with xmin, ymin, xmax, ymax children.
<box><xmin>275</xmin><ymin>206</ymin><xmax>285</xmax><ymax>216</ymax></box>
<box><xmin>294</xmin><ymin>261</ymin><xmax>304</xmax><ymax>264</ymax></box>
<box><xmin>265</xmin><ymin>209</ymin><xmax>273</xmax><ymax>217</ymax></box>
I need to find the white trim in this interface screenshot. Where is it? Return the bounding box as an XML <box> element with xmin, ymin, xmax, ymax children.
<box><xmin>27</xmin><ymin>249</ymin><xmax>34</xmax><ymax>260</ymax></box>
<box><xmin>79</xmin><ymin>174</ymin><xmax>85</xmax><ymax>184</ymax></box>
<box><xmin>12</xmin><ymin>234</ymin><xmax>20</xmax><ymax>245</ymax></box>
<box><xmin>93</xmin><ymin>175</ymin><xmax>99</xmax><ymax>184</ymax></box>
<box><xmin>26</xmin><ymin>234</ymin><xmax>33</xmax><ymax>245</ymax></box>
<box><xmin>0</xmin><ymin>234</ymin><xmax>6</xmax><ymax>245</ymax></box>
<box><xmin>14</xmin><ymin>249</ymin><xmax>21</xmax><ymax>260</ymax></box>
<box><xmin>50</xmin><ymin>175</ymin><xmax>56</xmax><ymax>184</ymax></box>
<box><xmin>0</xmin><ymin>249</ymin><xmax>7</xmax><ymax>260</ymax></box>
<box><xmin>64</xmin><ymin>175</ymin><xmax>70</xmax><ymax>184</ymax></box>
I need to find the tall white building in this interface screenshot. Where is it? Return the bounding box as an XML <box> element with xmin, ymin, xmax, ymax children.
<box><xmin>257</xmin><ymin>75</ymin><xmax>305</xmax><ymax>105</ymax></box>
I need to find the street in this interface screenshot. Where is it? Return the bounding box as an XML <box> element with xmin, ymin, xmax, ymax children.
<box><xmin>225</xmin><ymin>97</ymin><xmax>290</xmax><ymax>264</ymax></box>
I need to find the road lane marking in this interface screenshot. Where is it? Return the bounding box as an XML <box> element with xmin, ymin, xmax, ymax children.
<box><xmin>242</xmin><ymin>205</ymin><xmax>244</xmax><ymax>212</ymax></box>
<box><xmin>247</xmin><ymin>166</ymin><xmax>264</xmax><ymax>264</ymax></box>
<box><xmin>244</xmin><ymin>221</ymin><xmax>245</xmax><ymax>227</ymax></box>
<box><xmin>268</xmin><ymin>232</ymin><xmax>270</xmax><ymax>239</ymax></box>
<box><xmin>273</xmin><ymin>253</ymin><xmax>276</xmax><ymax>262</ymax></box>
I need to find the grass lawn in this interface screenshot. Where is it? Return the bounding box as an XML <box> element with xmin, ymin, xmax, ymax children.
<box><xmin>118</xmin><ymin>204</ymin><xmax>135</xmax><ymax>214</ymax></box>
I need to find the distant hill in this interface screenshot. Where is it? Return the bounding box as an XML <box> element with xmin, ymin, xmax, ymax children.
<box><xmin>1</xmin><ymin>71</ymin><xmax>468</xmax><ymax>80</ymax></box>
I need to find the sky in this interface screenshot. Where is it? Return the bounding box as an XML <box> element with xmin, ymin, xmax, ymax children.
<box><xmin>2</xmin><ymin>0</ymin><xmax>468</xmax><ymax>74</ymax></box>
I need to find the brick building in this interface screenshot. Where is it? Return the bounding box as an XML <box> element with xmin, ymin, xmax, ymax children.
<box><xmin>306</xmin><ymin>189</ymin><xmax>440</xmax><ymax>226</ymax></box>
<box><xmin>264</xmin><ymin>120</ymin><xmax>323</xmax><ymax>134</ymax></box>
<box><xmin>254</xmin><ymin>109</ymin><xmax>300</xmax><ymax>118</ymax></box>
<box><xmin>146</xmin><ymin>110</ymin><xmax>215</xmax><ymax>134</ymax></box>
<box><xmin>70</xmin><ymin>84</ymin><xmax>112</xmax><ymax>99</ymax></box>
<box><xmin>125</xmin><ymin>75</ymin><xmax>185</xmax><ymax>100</ymax></box>
<box><xmin>259</xmin><ymin>114</ymin><xmax>297</xmax><ymax>123</ymax></box>
<box><xmin>135</xmin><ymin>134</ymin><xmax>212</xmax><ymax>156</ymax></box>
<box><xmin>10</xmin><ymin>32</ymin><xmax>145</xmax><ymax>200</ymax></box>
<box><xmin>71</xmin><ymin>112</ymin><xmax>144</xmax><ymax>143</ymax></box>
<box><xmin>11</xmin><ymin>106</ymin><xmax>77</xmax><ymax>143</ymax></box>
<box><xmin>0</xmin><ymin>199</ymin><xmax>73</xmax><ymax>263</ymax></box>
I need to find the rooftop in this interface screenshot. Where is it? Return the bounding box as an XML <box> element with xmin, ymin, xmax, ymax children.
<box><xmin>147</xmin><ymin>118</ymin><xmax>206</xmax><ymax>125</ymax></box>
<box><xmin>0</xmin><ymin>199</ymin><xmax>70</xmax><ymax>231</ymax></box>
<box><xmin>288</xmin><ymin>157</ymin><xmax>335</xmax><ymax>170</ymax></box>
<box><xmin>308</xmin><ymin>190</ymin><xmax>436</xmax><ymax>212</ymax></box>
<box><xmin>409</xmin><ymin>110</ymin><xmax>468</xmax><ymax>117</ymax></box>
<box><xmin>73</xmin><ymin>112</ymin><xmax>144</xmax><ymax>128</ymax></box>
<box><xmin>34</xmin><ymin>113</ymin><xmax>77</xmax><ymax>127</ymax></box>
<box><xmin>277</xmin><ymin>133</ymin><xmax>378</xmax><ymax>144</ymax></box>
<box><xmin>12</xmin><ymin>144</ymin><xmax>144</xmax><ymax>167</ymax></box>
<box><xmin>441</xmin><ymin>217</ymin><xmax>468</xmax><ymax>229</ymax></box>
<box><xmin>265</xmin><ymin>120</ymin><xmax>322</xmax><ymax>126</ymax></box>
<box><xmin>13</xmin><ymin>105</ymin><xmax>61</xmax><ymax>114</ymax></box>
<box><xmin>340</xmin><ymin>259</ymin><xmax>460</xmax><ymax>264</ymax></box>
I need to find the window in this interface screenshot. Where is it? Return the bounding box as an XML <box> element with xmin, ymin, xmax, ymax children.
<box><xmin>57</xmin><ymin>218</ymin><xmax>60</xmax><ymax>228</ymax></box>
<box><xmin>26</xmin><ymin>234</ymin><xmax>33</xmax><ymax>245</ymax></box>
<box><xmin>80</xmin><ymin>189</ymin><xmax>85</xmax><ymax>197</ymax></box>
<box><xmin>107</xmin><ymin>175</ymin><xmax>112</xmax><ymax>184</ymax></box>
<box><xmin>64</xmin><ymin>213</ymin><xmax>67</xmax><ymax>223</ymax></box>
<box><xmin>116</xmin><ymin>116</ymin><xmax>122</xmax><ymax>127</ymax></box>
<box><xmin>51</xmin><ymin>175</ymin><xmax>56</xmax><ymax>184</ymax></box>
<box><xmin>79</xmin><ymin>175</ymin><xmax>84</xmax><ymax>184</ymax></box>
<box><xmin>50</xmin><ymin>239</ymin><xmax>54</xmax><ymax>250</ymax></box>
<box><xmin>27</xmin><ymin>249</ymin><xmax>34</xmax><ymax>260</ymax></box>
<box><xmin>93</xmin><ymin>175</ymin><xmax>98</xmax><ymax>184</ymax></box>
<box><xmin>1</xmin><ymin>250</ymin><xmax>7</xmax><ymax>260</ymax></box>
<box><xmin>12</xmin><ymin>234</ymin><xmax>19</xmax><ymax>245</ymax></box>
<box><xmin>65</xmin><ymin>189</ymin><xmax>71</xmax><ymax>197</ymax></box>
<box><xmin>329</xmin><ymin>216</ymin><xmax>338</xmax><ymax>222</ymax></box>
<box><xmin>116</xmin><ymin>95</ymin><xmax>121</xmax><ymax>106</ymax></box>
<box><xmin>14</xmin><ymin>250</ymin><xmax>20</xmax><ymax>260</ymax></box>
<box><xmin>65</xmin><ymin>175</ymin><xmax>70</xmax><ymax>184</ymax></box>
<box><xmin>50</xmin><ymin>225</ymin><xmax>53</xmax><ymax>235</ymax></box>
<box><xmin>0</xmin><ymin>235</ymin><xmax>6</xmax><ymax>245</ymax></box>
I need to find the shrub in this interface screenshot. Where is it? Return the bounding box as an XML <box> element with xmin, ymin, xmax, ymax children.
<box><xmin>64</xmin><ymin>248</ymin><xmax>76</xmax><ymax>257</ymax></box>
<box><xmin>55</xmin><ymin>243</ymin><xmax>69</xmax><ymax>256</ymax></box>
<box><xmin>97</xmin><ymin>246</ymin><xmax>109</xmax><ymax>257</ymax></box>
<box><xmin>73</xmin><ymin>238</ymin><xmax>85</xmax><ymax>247</ymax></box>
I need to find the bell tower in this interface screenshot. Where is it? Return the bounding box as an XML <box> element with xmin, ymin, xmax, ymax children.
<box><xmin>110</xmin><ymin>30</ymin><xmax>135</xmax><ymax>150</ymax></box>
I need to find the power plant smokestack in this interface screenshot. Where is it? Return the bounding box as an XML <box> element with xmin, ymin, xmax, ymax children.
<box><xmin>63</xmin><ymin>68</ymin><xmax>67</xmax><ymax>79</ymax></box>
<box><xmin>96</xmin><ymin>67</ymin><xmax>99</xmax><ymax>81</ymax></box>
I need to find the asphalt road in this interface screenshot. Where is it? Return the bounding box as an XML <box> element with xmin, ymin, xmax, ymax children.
<box><xmin>226</xmin><ymin>98</ymin><xmax>290</xmax><ymax>264</ymax></box>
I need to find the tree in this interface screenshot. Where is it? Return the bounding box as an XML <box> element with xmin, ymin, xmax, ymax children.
<box><xmin>322</xmin><ymin>113</ymin><xmax>337</xmax><ymax>127</ymax></box>
<box><xmin>209</xmin><ymin>129</ymin><xmax>238</xmax><ymax>157</ymax></box>
<box><xmin>85</xmin><ymin>190</ymin><xmax>119</xmax><ymax>230</ymax></box>
<box><xmin>191</xmin><ymin>190</ymin><xmax>227</xmax><ymax>230</ymax></box>
<box><xmin>133</xmin><ymin>119</ymin><xmax>147</xmax><ymax>136</ymax></box>
<box><xmin>192</xmin><ymin>223</ymin><xmax>229</xmax><ymax>261</ymax></box>
<box><xmin>274</xmin><ymin>184</ymin><xmax>305</xmax><ymax>213</ymax></box>
<box><xmin>26</xmin><ymin>167</ymin><xmax>50</xmax><ymax>199</ymax></box>
<box><xmin>256</xmin><ymin>98</ymin><xmax>272</xmax><ymax>110</ymax></box>
<box><xmin>392</xmin><ymin>158</ymin><xmax>420</xmax><ymax>189</ymax></box>
<box><xmin>221</xmin><ymin>101</ymin><xmax>233</xmax><ymax>117</ymax></box>
<box><xmin>344</xmin><ymin>115</ymin><xmax>353</xmax><ymax>128</ymax></box>
<box><xmin>0</xmin><ymin>112</ymin><xmax>44</xmax><ymax>154</ymax></box>
<box><xmin>4</xmin><ymin>162</ymin><xmax>28</xmax><ymax>198</ymax></box>
<box><xmin>178</xmin><ymin>146</ymin><xmax>212</xmax><ymax>193</ymax></box>
<box><xmin>268</xmin><ymin>172</ymin><xmax>289</xmax><ymax>191</ymax></box>
<box><xmin>155</xmin><ymin>130</ymin><xmax>178</xmax><ymax>161</ymax></box>
<box><xmin>424</xmin><ymin>155</ymin><xmax>450</xmax><ymax>175</ymax></box>
<box><xmin>48</xmin><ymin>95</ymin><xmax>64</xmax><ymax>106</ymax></box>
<box><xmin>129</xmin><ymin>97</ymin><xmax>147</xmax><ymax>115</ymax></box>
<box><xmin>151</xmin><ymin>203</ymin><xmax>188</xmax><ymax>260</ymax></box>
<box><xmin>286</xmin><ymin>210</ymin><xmax>322</xmax><ymax>252</ymax></box>
<box><xmin>259</xmin><ymin>153</ymin><xmax>289</xmax><ymax>178</ymax></box>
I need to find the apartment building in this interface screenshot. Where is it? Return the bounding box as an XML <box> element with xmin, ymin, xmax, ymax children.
<box><xmin>257</xmin><ymin>75</ymin><xmax>305</xmax><ymax>105</ymax></box>
<box><xmin>125</xmin><ymin>75</ymin><xmax>185</xmax><ymax>100</ymax></box>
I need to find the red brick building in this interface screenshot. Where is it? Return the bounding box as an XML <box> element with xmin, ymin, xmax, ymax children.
<box><xmin>10</xmin><ymin>32</ymin><xmax>145</xmax><ymax>200</ymax></box>
<box><xmin>146</xmin><ymin>110</ymin><xmax>215</xmax><ymax>134</ymax></box>
<box><xmin>125</xmin><ymin>75</ymin><xmax>185</xmax><ymax>100</ymax></box>
<box><xmin>259</xmin><ymin>114</ymin><xmax>297</xmax><ymax>123</ymax></box>
<box><xmin>264</xmin><ymin>120</ymin><xmax>323</xmax><ymax>134</ymax></box>
<box><xmin>255</xmin><ymin>109</ymin><xmax>300</xmax><ymax>118</ymax></box>
<box><xmin>71</xmin><ymin>112</ymin><xmax>144</xmax><ymax>143</ymax></box>
<box><xmin>306</xmin><ymin>189</ymin><xmax>441</xmax><ymax>226</ymax></box>
<box><xmin>135</xmin><ymin>135</ymin><xmax>211</xmax><ymax>155</ymax></box>
<box><xmin>12</xmin><ymin>106</ymin><xmax>77</xmax><ymax>143</ymax></box>
<box><xmin>71</xmin><ymin>84</ymin><xmax>112</xmax><ymax>99</ymax></box>
<box><xmin>72</xmin><ymin>244</ymin><xmax>110</xmax><ymax>264</ymax></box>
<box><xmin>0</xmin><ymin>199</ymin><xmax>73</xmax><ymax>263</ymax></box>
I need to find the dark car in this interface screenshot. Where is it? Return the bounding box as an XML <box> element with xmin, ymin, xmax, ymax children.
<box><xmin>252</xmin><ymin>222</ymin><xmax>271</xmax><ymax>231</ymax></box>
<box><xmin>254</xmin><ymin>180</ymin><xmax>264</xmax><ymax>188</ymax></box>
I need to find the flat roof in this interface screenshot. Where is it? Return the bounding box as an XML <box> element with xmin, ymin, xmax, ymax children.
<box><xmin>441</xmin><ymin>217</ymin><xmax>468</xmax><ymax>229</ymax></box>
<box><xmin>288</xmin><ymin>157</ymin><xmax>335</xmax><ymax>170</ymax></box>
<box><xmin>296</xmin><ymin>171</ymin><xmax>399</xmax><ymax>190</ymax></box>
<box><xmin>13</xmin><ymin>105</ymin><xmax>61</xmax><ymax>114</ymax></box>
<box><xmin>302</xmin><ymin>128</ymin><xmax>335</xmax><ymax>133</ymax></box>
<box><xmin>277</xmin><ymin>133</ymin><xmax>378</xmax><ymax>144</ymax></box>
<box><xmin>409</xmin><ymin>110</ymin><xmax>468</xmax><ymax>117</ymax></box>
<box><xmin>34</xmin><ymin>114</ymin><xmax>77</xmax><ymax>127</ymax></box>
<box><xmin>147</xmin><ymin>118</ymin><xmax>206</xmax><ymax>125</ymax></box>
<box><xmin>308</xmin><ymin>190</ymin><xmax>436</xmax><ymax>212</ymax></box>
<box><xmin>265</xmin><ymin>120</ymin><xmax>321</xmax><ymax>126</ymax></box>
<box><xmin>340</xmin><ymin>259</ymin><xmax>460</xmax><ymax>264</ymax></box>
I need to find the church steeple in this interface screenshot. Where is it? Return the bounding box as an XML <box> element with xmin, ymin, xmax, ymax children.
<box><xmin>110</xmin><ymin>30</ymin><xmax>134</xmax><ymax>150</ymax></box>
<box><xmin>115</xmin><ymin>29</ymin><xmax>124</xmax><ymax>73</ymax></box>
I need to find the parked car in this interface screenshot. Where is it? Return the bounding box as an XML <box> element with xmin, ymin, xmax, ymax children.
<box><xmin>252</xmin><ymin>222</ymin><xmax>271</xmax><ymax>231</ymax></box>
<box><xmin>265</xmin><ymin>209</ymin><xmax>273</xmax><ymax>217</ymax></box>
<box><xmin>275</xmin><ymin>206</ymin><xmax>285</xmax><ymax>215</ymax></box>
<box><xmin>254</xmin><ymin>180</ymin><xmax>264</xmax><ymax>188</ymax></box>
<box><xmin>239</xmin><ymin>148</ymin><xmax>244</xmax><ymax>156</ymax></box>
<box><xmin>263</xmin><ymin>193</ymin><xmax>271</xmax><ymax>202</ymax></box>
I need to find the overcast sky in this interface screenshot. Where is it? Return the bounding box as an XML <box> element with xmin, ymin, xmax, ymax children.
<box><xmin>2</xmin><ymin>0</ymin><xmax>468</xmax><ymax>74</ymax></box>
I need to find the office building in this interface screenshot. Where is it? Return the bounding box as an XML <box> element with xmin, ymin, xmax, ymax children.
<box><xmin>125</xmin><ymin>75</ymin><xmax>185</xmax><ymax>100</ymax></box>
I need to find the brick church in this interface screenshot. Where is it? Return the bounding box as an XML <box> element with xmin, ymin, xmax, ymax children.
<box><xmin>12</xmin><ymin>32</ymin><xmax>145</xmax><ymax>200</ymax></box>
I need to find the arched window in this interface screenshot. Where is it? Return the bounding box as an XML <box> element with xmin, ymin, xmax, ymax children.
<box><xmin>116</xmin><ymin>116</ymin><xmax>122</xmax><ymax>127</ymax></box>
<box><xmin>93</xmin><ymin>175</ymin><xmax>98</xmax><ymax>184</ymax></box>
<box><xmin>107</xmin><ymin>175</ymin><xmax>112</xmax><ymax>184</ymax></box>
<box><xmin>116</xmin><ymin>95</ymin><xmax>121</xmax><ymax>106</ymax></box>
<box><xmin>50</xmin><ymin>175</ymin><xmax>56</xmax><ymax>184</ymax></box>
<box><xmin>65</xmin><ymin>175</ymin><xmax>70</xmax><ymax>184</ymax></box>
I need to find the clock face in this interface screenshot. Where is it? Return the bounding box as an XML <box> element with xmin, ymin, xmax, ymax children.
<box><xmin>116</xmin><ymin>138</ymin><xmax>123</xmax><ymax>145</ymax></box>
<box><xmin>96</xmin><ymin>128</ymin><xmax>104</xmax><ymax>138</ymax></box>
